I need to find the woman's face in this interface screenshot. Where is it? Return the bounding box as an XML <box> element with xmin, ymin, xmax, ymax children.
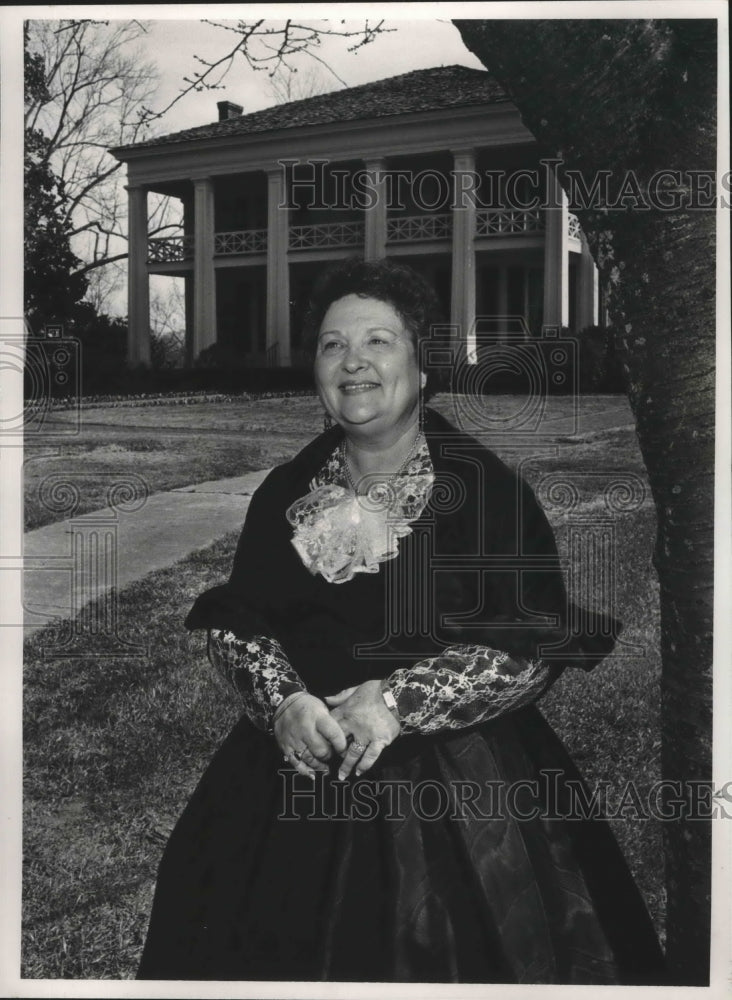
<box><xmin>314</xmin><ymin>294</ymin><xmax>425</xmax><ymax>439</ymax></box>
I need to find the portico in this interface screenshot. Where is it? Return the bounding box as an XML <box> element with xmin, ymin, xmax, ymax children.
<box><xmin>113</xmin><ymin>66</ymin><xmax>599</xmax><ymax>369</ymax></box>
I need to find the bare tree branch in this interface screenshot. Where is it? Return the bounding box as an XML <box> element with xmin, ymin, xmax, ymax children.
<box><xmin>141</xmin><ymin>19</ymin><xmax>391</xmax><ymax>122</ymax></box>
<box><xmin>72</xmin><ymin>251</ymin><xmax>131</xmax><ymax>277</ymax></box>
<box><xmin>26</xmin><ymin>17</ymin><xmax>391</xmax><ymax>313</ymax></box>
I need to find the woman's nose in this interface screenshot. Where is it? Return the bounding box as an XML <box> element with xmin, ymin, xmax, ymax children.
<box><xmin>342</xmin><ymin>345</ymin><xmax>367</xmax><ymax>371</ymax></box>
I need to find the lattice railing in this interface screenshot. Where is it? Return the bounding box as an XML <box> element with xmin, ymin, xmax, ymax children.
<box><xmin>289</xmin><ymin>221</ymin><xmax>365</xmax><ymax>250</ymax></box>
<box><xmin>215</xmin><ymin>229</ymin><xmax>268</xmax><ymax>255</ymax></box>
<box><xmin>387</xmin><ymin>214</ymin><xmax>452</xmax><ymax>243</ymax></box>
<box><xmin>475</xmin><ymin>209</ymin><xmax>544</xmax><ymax>237</ymax></box>
<box><xmin>147</xmin><ymin>235</ymin><xmax>194</xmax><ymax>263</ymax></box>
<box><xmin>149</xmin><ymin>208</ymin><xmax>574</xmax><ymax>263</ymax></box>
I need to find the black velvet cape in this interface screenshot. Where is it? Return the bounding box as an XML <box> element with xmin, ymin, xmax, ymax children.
<box><xmin>138</xmin><ymin>409</ymin><xmax>666</xmax><ymax>983</ymax></box>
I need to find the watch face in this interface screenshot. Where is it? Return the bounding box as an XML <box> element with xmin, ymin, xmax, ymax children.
<box><xmin>382</xmin><ymin>688</ymin><xmax>398</xmax><ymax>712</ymax></box>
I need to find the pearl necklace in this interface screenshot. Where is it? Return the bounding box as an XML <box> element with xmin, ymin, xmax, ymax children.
<box><xmin>341</xmin><ymin>430</ymin><xmax>423</xmax><ymax>497</ymax></box>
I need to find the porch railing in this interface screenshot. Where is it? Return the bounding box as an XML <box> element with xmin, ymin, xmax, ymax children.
<box><xmin>147</xmin><ymin>235</ymin><xmax>194</xmax><ymax>263</ymax></box>
<box><xmin>288</xmin><ymin>221</ymin><xmax>365</xmax><ymax>250</ymax></box>
<box><xmin>475</xmin><ymin>208</ymin><xmax>544</xmax><ymax>237</ymax></box>
<box><xmin>386</xmin><ymin>214</ymin><xmax>452</xmax><ymax>243</ymax></box>
<box><xmin>148</xmin><ymin>208</ymin><xmax>579</xmax><ymax>263</ymax></box>
<box><xmin>215</xmin><ymin>229</ymin><xmax>267</xmax><ymax>255</ymax></box>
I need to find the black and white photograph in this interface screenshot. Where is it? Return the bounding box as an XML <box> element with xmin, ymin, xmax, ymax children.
<box><xmin>1</xmin><ymin>2</ymin><xmax>729</xmax><ymax>995</ymax></box>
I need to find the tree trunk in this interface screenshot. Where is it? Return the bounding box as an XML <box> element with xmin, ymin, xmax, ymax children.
<box><xmin>454</xmin><ymin>18</ymin><xmax>716</xmax><ymax>985</ymax></box>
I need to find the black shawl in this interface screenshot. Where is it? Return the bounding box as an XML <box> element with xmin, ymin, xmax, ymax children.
<box><xmin>185</xmin><ymin>408</ymin><xmax>619</xmax><ymax>693</ymax></box>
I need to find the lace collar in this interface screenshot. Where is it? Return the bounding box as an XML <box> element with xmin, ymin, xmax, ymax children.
<box><xmin>285</xmin><ymin>434</ymin><xmax>434</xmax><ymax>584</ymax></box>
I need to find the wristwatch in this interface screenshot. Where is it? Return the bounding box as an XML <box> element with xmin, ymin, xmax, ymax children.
<box><xmin>380</xmin><ymin>678</ymin><xmax>400</xmax><ymax>720</ymax></box>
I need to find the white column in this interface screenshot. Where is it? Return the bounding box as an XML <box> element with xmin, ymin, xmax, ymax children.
<box><xmin>126</xmin><ymin>185</ymin><xmax>150</xmax><ymax>367</ymax></box>
<box><xmin>266</xmin><ymin>166</ymin><xmax>290</xmax><ymax>366</ymax></box>
<box><xmin>542</xmin><ymin>168</ymin><xmax>569</xmax><ymax>330</ymax></box>
<box><xmin>182</xmin><ymin>193</ymin><xmax>194</xmax><ymax>365</ymax></box>
<box><xmin>193</xmin><ymin>177</ymin><xmax>217</xmax><ymax>358</ymax></box>
<box><xmin>450</xmin><ymin>149</ymin><xmax>477</xmax><ymax>362</ymax></box>
<box><xmin>364</xmin><ymin>157</ymin><xmax>387</xmax><ymax>259</ymax></box>
<box><xmin>576</xmin><ymin>231</ymin><xmax>600</xmax><ymax>330</ymax></box>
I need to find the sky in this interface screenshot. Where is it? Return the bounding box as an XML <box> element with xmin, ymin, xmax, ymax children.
<box><xmin>135</xmin><ymin>17</ymin><xmax>484</xmax><ymax>139</ymax></box>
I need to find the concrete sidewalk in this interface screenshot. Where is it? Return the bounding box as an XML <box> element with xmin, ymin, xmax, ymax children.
<box><xmin>21</xmin><ymin>395</ymin><xmax>638</xmax><ymax>641</ymax></box>
<box><xmin>23</xmin><ymin>469</ymin><xmax>270</xmax><ymax>639</ymax></box>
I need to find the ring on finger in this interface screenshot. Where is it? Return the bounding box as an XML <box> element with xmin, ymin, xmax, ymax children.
<box><xmin>350</xmin><ymin>741</ymin><xmax>367</xmax><ymax>754</ymax></box>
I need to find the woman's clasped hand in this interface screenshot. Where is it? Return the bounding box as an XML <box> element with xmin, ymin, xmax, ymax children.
<box><xmin>274</xmin><ymin>681</ymin><xmax>401</xmax><ymax>780</ymax></box>
<box><xmin>139</xmin><ymin>258</ymin><xmax>667</xmax><ymax>985</ymax></box>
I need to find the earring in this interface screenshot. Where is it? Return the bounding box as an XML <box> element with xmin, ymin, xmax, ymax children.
<box><xmin>419</xmin><ymin>373</ymin><xmax>427</xmax><ymax>432</ymax></box>
<box><xmin>323</xmin><ymin>411</ymin><xmax>333</xmax><ymax>431</ymax></box>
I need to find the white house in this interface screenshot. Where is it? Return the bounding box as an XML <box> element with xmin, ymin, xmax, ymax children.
<box><xmin>112</xmin><ymin>65</ymin><xmax>598</xmax><ymax>368</ymax></box>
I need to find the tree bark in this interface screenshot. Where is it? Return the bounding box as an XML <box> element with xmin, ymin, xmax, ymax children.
<box><xmin>454</xmin><ymin>18</ymin><xmax>716</xmax><ymax>985</ymax></box>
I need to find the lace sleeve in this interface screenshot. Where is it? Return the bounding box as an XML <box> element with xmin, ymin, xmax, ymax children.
<box><xmin>207</xmin><ymin>628</ymin><xmax>307</xmax><ymax>733</ymax></box>
<box><xmin>383</xmin><ymin>645</ymin><xmax>559</xmax><ymax>735</ymax></box>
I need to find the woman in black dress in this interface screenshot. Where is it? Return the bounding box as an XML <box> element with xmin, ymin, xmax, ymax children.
<box><xmin>138</xmin><ymin>259</ymin><xmax>665</xmax><ymax>983</ymax></box>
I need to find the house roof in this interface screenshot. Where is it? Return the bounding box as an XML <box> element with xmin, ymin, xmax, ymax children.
<box><xmin>117</xmin><ymin>65</ymin><xmax>508</xmax><ymax>153</ymax></box>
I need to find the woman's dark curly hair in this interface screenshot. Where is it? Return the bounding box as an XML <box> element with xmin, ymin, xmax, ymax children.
<box><xmin>302</xmin><ymin>258</ymin><xmax>445</xmax><ymax>398</ymax></box>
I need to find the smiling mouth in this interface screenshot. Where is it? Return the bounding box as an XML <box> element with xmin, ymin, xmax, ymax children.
<box><xmin>339</xmin><ymin>382</ymin><xmax>380</xmax><ymax>394</ymax></box>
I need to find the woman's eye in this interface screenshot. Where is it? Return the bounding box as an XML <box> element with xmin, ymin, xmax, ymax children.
<box><xmin>320</xmin><ymin>340</ymin><xmax>342</xmax><ymax>352</ymax></box>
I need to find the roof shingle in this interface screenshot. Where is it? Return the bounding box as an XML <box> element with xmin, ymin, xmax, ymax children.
<box><xmin>118</xmin><ymin>65</ymin><xmax>507</xmax><ymax>152</ymax></box>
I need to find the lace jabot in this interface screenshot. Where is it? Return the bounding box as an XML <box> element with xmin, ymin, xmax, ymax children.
<box><xmin>286</xmin><ymin>434</ymin><xmax>434</xmax><ymax>584</ymax></box>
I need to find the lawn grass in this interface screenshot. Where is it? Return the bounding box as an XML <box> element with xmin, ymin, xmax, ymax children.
<box><xmin>25</xmin><ymin>392</ymin><xmax>633</xmax><ymax>529</ymax></box>
<box><xmin>23</xmin><ymin>536</ymin><xmax>241</xmax><ymax>979</ymax></box>
<box><xmin>22</xmin><ymin>393</ymin><xmax>663</xmax><ymax>979</ymax></box>
<box><xmin>24</xmin><ymin>396</ymin><xmax>326</xmax><ymax>529</ymax></box>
